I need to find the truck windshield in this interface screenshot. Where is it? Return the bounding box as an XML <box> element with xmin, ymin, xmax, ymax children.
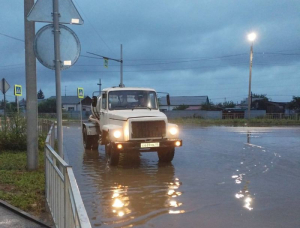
<box><xmin>108</xmin><ymin>90</ymin><xmax>158</xmax><ymax>110</ymax></box>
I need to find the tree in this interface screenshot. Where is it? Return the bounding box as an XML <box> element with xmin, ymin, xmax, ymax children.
<box><xmin>173</xmin><ymin>104</ymin><xmax>189</xmax><ymax>110</ymax></box>
<box><xmin>37</xmin><ymin>89</ymin><xmax>45</xmax><ymax>99</ymax></box>
<box><xmin>252</xmin><ymin>93</ymin><xmax>268</xmax><ymax>100</ymax></box>
<box><xmin>38</xmin><ymin>98</ymin><xmax>56</xmax><ymax>113</ymax></box>
<box><xmin>0</xmin><ymin>99</ymin><xmax>16</xmax><ymax>111</ymax></box>
<box><xmin>201</xmin><ymin>101</ymin><xmax>221</xmax><ymax>111</ymax></box>
<box><xmin>217</xmin><ymin>101</ymin><xmax>236</xmax><ymax>109</ymax></box>
<box><xmin>287</xmin><ymin>96</ymin><xmax>300</xmax><ymax>112</ymax></box>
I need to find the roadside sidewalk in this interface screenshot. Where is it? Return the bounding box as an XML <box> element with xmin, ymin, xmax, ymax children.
<box><xmin>0</xmin><ymin>200</ymin><xmax>52</xmax><ymax>228</ymax></box>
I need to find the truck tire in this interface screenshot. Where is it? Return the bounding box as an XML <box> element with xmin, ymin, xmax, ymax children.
<box><xmin>83</xmin><ymin>127</ymin><xmax>92</xmax><ymax>149</ymax></box>
<box><xmin>91</xmin><ymin>136</ymin><xmax>99</xmax><ymax>150</ymax></box>
<box><xmin>157</xmin><ymin>147</ymin><xmax>175</xmax><ymax>162</ymax></box>
<box><xmin>106</xmin><ymin>143</ymin><xmax>119</xmax><ymax>166</ymax></box>
<box><xmin>83</xmin><ymin>127</ymin><xmax>98</xmax><ymax>150</ymax></box>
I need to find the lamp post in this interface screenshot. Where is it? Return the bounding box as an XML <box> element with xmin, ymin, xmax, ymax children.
<box><xmin>247</xmin><ymin>32</ymin><xmax>256</xmax><ymax>119</ymax></box>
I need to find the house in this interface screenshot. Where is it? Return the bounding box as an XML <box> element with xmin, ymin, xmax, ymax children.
<box><xmin>48</xmin><ymin>96</ymin><xmax>92</xmax><ymax>111</ymax></box>
<box><xmin>159</xmin><ymin>96</ymin><xmax>209</xmax><ymax>111</ymax></box>
<box><xmin>251</xmin><ymin>100</ymin><xmax>288</xmax><ymax>113</ymax></box>
<box><xmin>236</xmin><ymin>97</ymin><xmax>265</xmax><ymax>109</ymax></box>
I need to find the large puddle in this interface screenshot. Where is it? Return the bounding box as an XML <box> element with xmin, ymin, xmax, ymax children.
<box><xmin>63</xmin><ymin>124</ymin><xmax>300</xmax><ymax>228</ymax></box>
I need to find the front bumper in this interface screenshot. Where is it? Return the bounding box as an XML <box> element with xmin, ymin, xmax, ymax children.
<box><xmin>111</xmin><ymin>139</ymin><xmax>182</xmax><ymax>152</ymax></box>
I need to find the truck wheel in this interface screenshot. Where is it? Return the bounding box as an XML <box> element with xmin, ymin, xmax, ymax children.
<box><xmin>106</xmin><ymin>144</ymin><xmax>119</xmax><ymax>166</ymax></box>
<box><xmin>157</xmin><ymin>147</ymin><xmax>175</xmax><ymax>162</ymax></box>
<box><xmin>105</xmin><ymin>144</ymin><xmax>110</xmax><ymax>155</ymax></box>
<box><xmin>83</xmin><ymin>127</ymin><xmax>92</xmax><ymax>149</ymax></box>
<box><xmin>91</xmin><ymin>136</ymin><xmax>99</xmax><ymax>150</ymax></box>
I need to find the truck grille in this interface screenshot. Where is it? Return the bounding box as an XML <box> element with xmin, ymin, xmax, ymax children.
<box><xmin>131</xmin><ymin>121</ymin><xmax>166</xmax><ymax>139</ymax></box>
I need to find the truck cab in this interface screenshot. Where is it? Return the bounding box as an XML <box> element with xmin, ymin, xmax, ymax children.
<box><xmin>82</xmin><ymin>87</ymin><xmax>182</xmax><ymax>165</ymax></box>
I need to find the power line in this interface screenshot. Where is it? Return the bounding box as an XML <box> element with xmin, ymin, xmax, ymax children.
<box><xmin>0</xmin><ymin>32</ymin><xmax>24</xmax><ymax>42</ymax></box>
<box><xmin>73</xmin><ymin>0</ymin><xmax>114</xmax><ymax>54</ymax></box>
<box><xmin>79</xmin><ymin>53</ymin><xmax>250</xmax><ymax>67</ymax></box>
<box><xmin>0</xmin><ymin>63</ymin><xmax>24</xmax><ymax>68</ymax></box>
<box><xmin>255</xmin><ymin>52</ymin><xmax>300</xmax><ymax>56</ymax></box>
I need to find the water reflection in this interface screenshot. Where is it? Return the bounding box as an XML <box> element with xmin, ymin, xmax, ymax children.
<box><xmin>233</xmin><ymin>180</ymin><xmax>253</xmax><ymax>211</ymax></box>
<box><xmin>231</xmin><ymin>131</ymin><xmax>255</xmax><ymax>211</ymax></box>
<box><xmin>82</xmin><ymin>150</ymin><xmax>184</xmax><ymax>227</ymax></box>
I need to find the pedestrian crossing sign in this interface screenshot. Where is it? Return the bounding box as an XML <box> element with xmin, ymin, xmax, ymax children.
<box><xmin>14</xmin><ymin>85</ymin><xmax>22</xmax><ymax>96</ymax></box>
<box><xmin>77</xmin><ymin>87</ymin><xmax>84</xmax><ymax>98</ymax></box>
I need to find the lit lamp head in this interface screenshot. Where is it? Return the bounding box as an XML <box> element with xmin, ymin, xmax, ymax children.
<box><xmin>248</xmin><ymin>32</ymin><xmax>257</xmax><ymax>42</ymax></box>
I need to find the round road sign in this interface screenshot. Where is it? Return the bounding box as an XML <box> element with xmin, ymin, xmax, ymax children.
<box><xmin>34</xmin><ymin>24</ymin><xmax>81</xmax><ymax>70</ymax></box>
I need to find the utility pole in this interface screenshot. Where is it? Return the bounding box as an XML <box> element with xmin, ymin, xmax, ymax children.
<box><xmin>97</xmin><ymin>79</ymin><xmax>102</xmax><ymax>93</ymax></box>
<box><xmin>65</xmin><ymin>86</ymin><xmax>67</xmax><ymax>96</ymax></box>
<box><xmin>120</xmin><ymin>44</ymin><xmax>124</xmax><ymax>87</ymax></box>
<box><xmin>247</xmin><ymin>32</ymin><xmax>256</xmax><ymax>119</ymax></box>
<box><xmin>247</xmin><ymin>43</ymin><xmax>253</xmax><ymax>119</ymax></box>
<box><xmin>24</xmin><ymin>0</ymin><xmax>38</xmax><ymax>170</ymax></box>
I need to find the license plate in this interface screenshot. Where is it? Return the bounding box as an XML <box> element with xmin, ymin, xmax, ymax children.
<box><xmin>141</xmin><ymin>142</ymin><xmax>160</xmax><ymax>148</ymax></box>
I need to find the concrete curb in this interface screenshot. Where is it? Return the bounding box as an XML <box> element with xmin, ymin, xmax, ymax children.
<box><xmin>0</xmin><ymin>199</ymin><xmax>52</xmax><ymax>228</ymax></box>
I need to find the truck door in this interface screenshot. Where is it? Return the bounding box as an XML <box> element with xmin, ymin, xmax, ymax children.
<box><xmin>100</xmin><ymin>92</ymin><xmax>108</xmax><ymax>131</ymax></box>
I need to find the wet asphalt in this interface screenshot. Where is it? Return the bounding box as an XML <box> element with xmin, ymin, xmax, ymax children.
<box><xmin>63</xmin><ymin>123</ymin><xmax>300</xmax><ymax>228</ymax></box>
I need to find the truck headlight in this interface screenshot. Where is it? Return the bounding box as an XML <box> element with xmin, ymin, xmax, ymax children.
<box><xmin>113</xmin><ymin>130</ymin><xmax>122</xmax><ymax>139</ymax></box>
<box><xmin>169</xmin><ymin>127</ymin><xmax>178</xmax><ymax>135</ymax></box>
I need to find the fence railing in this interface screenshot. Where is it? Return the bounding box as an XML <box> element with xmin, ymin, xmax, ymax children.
<box><xmin>262</xmin><ymin>113</ymin><xmax>299</xmax><ymax>120</ymax></box>
<box><xmin>222</xmin><ymin>113</ymin><xmax>245</xmax><ymax>119</ymax></box>
<box><xmin>44</xmin><ymin>122</ymin><xmax>91</xmax><ymax>228</ymax></box>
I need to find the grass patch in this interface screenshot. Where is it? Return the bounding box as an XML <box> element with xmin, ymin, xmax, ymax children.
<box><xmin>0</xmin><ymin>150</ymin><xmax>46</xmax><ymax>216</ymax></box>
<box><xmin>171</xmin><ymin>118</ymin><xmax>300</xmax><ymax>126</ymax></box>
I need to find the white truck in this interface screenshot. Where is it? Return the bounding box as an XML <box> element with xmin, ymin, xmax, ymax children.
<box><xmin>82</xmin><ymin>87</ymin><xmax>182</xmax><ymax>166</ymax></box>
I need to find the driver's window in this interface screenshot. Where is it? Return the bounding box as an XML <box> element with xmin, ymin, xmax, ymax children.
<box><xmin>149</xmin><ymin>92</ymin><xmax>156</xmax><ymax>108</ymax></box>
<box><xmin>102</xmin><ymin>92</ymin><xmax>107</xmax><ymax>110</ymax></box>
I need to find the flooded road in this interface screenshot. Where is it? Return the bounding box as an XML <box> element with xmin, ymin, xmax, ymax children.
<box><xmin>63</xmin><ymin>123</ymin><xmax>300</xmax><ymax>228</ymax></box>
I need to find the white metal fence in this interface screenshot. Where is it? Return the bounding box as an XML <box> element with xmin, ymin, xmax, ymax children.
<box><xmin>44</xmin><ymin>122</ymin><xmax>91</xmax><ymax>228</ymax></box>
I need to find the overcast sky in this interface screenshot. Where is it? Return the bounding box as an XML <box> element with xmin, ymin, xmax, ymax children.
<box><xmin>1</xmin><ymin>0</ymin><xmax>299</xmax><ymax>103</ymax></box>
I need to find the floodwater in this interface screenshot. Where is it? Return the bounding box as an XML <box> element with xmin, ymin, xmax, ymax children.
<box><xmin>63</xmin><ymin>123</ymin><xmax>300</xmax><ymax>228</ymax></box>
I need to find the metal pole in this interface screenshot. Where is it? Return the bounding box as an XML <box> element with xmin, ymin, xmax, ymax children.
<box><xmin>17</xmin><ymin>96</ymin><xmax>19</xmax><ymax>114</ymax></box>
<box><xmin>247</xmin><ymin>43</ymin><xmax>253</xmax><ymax>119</ymax></box>
<box><xmin>53</xmin><ymin>0</ymin><xmax>63</xmax><ymax>158</ymax></box>
<box><xmin>97</xmin><ymin>79</ymin><xmax>102</xmax><ymax>92</ymax></box>
<box><xmin>24</xmin><ymin>0</ymin><xmax>38</xmax><ymax>170</ymax></box>
<box><xmin>80</xmin><ymin>99</ymin><xmax>82</xmax><ymax>130</ymax></box>
<box><xmin>120</xmin><ymin>44</ymin><xmax>124</xmax><ymax>87</ymax></box>
<box><xmin>3</xmin><ymin>79</ymin><xmax>6</xmax><ymax>126</ymax></box>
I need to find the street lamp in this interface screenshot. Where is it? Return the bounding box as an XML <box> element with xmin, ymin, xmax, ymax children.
<box><xmin>247</xmin><ymin>32</ymin><xmax>256</xmax><ymax>119</ymax></box>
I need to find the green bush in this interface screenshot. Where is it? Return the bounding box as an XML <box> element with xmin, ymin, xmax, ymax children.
<box><xmin>0</xmin><ymin>114</ymin><xmax>27</xmax><ymax>151</ymax></box>
<box><xmin>0</xmin><ymin>114</ymin><xmax>47</xmax><ymax>151</ymax></box>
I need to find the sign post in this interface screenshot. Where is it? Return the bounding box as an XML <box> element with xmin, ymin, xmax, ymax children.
<box><xmin>14</xmin><ymin>85</ymin><xmax>22</xmax><ymax>113</ymax></box>
<box><xmin>0</xmin><ymin>78</ymin><xmax>10</xmax><ymax>127</ymax></box>
<box><xmin>77</xmin><ymin>87</ymin><xmax>84</xmax><ymax>130</ymax></box>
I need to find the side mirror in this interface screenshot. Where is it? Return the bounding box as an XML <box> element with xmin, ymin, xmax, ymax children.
<box><xmin>166</xmin><ymin>94</ymin><xmax>170</xmax><ymax>106</ymax></box>
<box><xmin>92</xmin><ymin>96</ymin><xmax>97</xmax><ymax>107</ymax></box>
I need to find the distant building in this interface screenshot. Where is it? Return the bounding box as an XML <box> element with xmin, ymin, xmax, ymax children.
<box><xmin>252</xmin><ymin>100</ymin><xmax>288</xmax><ymax>113</ymax></box>
<box><xmin>159</xmin><ymin>96</ymin><xmax>209</xmax><ymax>111</ymax></box>
<box><xmin>48</xmin><ymin>96</ymin><xmax>92</xmax><ymax>111</ymax></box>
<box><xmin>236</xmin><ymin>97</ymin><xmax>265</xmax><ymax>109</ymax></box>
<box><xmin>237</xmin><ymin>97</ymin><xmax>289</xmax><ymax>114</ymax></box>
